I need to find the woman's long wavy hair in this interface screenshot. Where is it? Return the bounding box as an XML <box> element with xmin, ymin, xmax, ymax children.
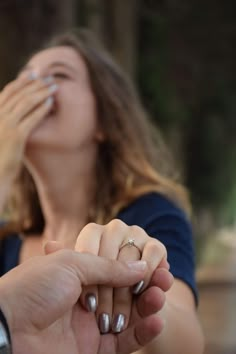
<box><xmin>1</xmin><ymin>28</ymin><xmax>191</xmax><ymax>237</ymax></box>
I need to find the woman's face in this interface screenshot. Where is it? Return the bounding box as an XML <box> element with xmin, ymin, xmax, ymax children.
<box><xmin>21</xmin><ymin>46</ymin><xmax>99</xmax><ymax>153</ymax></box>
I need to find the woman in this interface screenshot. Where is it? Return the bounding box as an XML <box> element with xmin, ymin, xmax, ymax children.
<box><xmin>0</xmin><ymin>29</ymin><xmax>204</xmax><ymax>353</ymax></box>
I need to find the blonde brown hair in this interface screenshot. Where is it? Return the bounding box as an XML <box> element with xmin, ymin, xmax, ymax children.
<box><xmin>1</xmin><ymin>28</ymin><xmax>190</xmax><ymax>236</ymax></box>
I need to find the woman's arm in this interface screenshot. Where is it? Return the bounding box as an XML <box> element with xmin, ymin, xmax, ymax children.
<box><xmin>134</xmin><ymin>279</ymin><xmax>204</xmax><ymax>354</ymax></box>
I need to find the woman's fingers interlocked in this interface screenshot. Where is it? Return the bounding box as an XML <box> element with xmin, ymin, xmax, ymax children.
<box><xmin>76</xmin><ymin>220</ymin><xmax>131</xmax><ymax>333</ymax></box>
<box><xmin>75</xmin><ymin>220</ymin><xmax>168</xmax><ymax>335</ymax></box>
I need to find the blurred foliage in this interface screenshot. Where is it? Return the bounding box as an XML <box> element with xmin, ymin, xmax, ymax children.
<box><xmin>138</xmin><ymin>2</ymin><xmax>188</xmax><ymax>129</ymax></box>
<box><xmin>138</xmin><ymin>0</ymin><xmax>236</xmax><ymax>229</ymax></box>
<box><xmin>0</xmin><ymin>0</ymin><xmax>76</xmax><ymax>88</ymax></box>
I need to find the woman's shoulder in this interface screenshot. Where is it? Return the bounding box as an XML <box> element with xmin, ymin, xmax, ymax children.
<box><xmin>117</xmin><ymin>192</ymin><xmax>189</xmax><ymax>228</ymax></box>
<box><xmin>0</xmin><ymin>229</ymin><xmax>22</xmax><ymax>276</ymax></box>
<box><xmin>0</xmin><ymin>233</ymin><xmax>22</xmax><ymax>247</ymax></box>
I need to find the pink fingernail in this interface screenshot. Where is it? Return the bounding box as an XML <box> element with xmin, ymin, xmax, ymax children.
<box><xmin>126</xmin><ymin>261</ymin><xmax>147</xmax><ymax>271</ymax></box>
<box><xmin>45</xmin><ymin>96</ymin><xmax>54</xmax><ymax>107</ymax></box>
<box><xmin>28</xmin><ymin>72</ymin><xmax>38</xmax><ymax>80</ymax></box>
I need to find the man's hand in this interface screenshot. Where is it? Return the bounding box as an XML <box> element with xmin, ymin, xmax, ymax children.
<box><xmin>0</xmin><ymin>243</ymin><xmax>164</xmax><ymax>354</ymax></box>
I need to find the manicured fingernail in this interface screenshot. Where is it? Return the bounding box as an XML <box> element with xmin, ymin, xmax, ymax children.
<box><xmin>132</xmin><ymin>280</ymin><xmax>145</xmax><ymax>295</ymax></box>
<box><xmin>28</xmin><ymin>71</ymin><xmax>38</xmax><ymax>80</ymax></box>
<box><xmin>45</xmin><ymin>96</ymin><xmax>54</xmax><ymax>107</ymax></box>
<box><xmin>99</xmin><ymin>313</ymin><xmax>110</xmax><ymax>334</ymax></box>
<box><xmin>126</xmin><ymin>260</ymin><xmax>147</xmax><ymax>271</ymax></box>
<box><xmin>112</xmin><ymin>314</ymin><xmax>125</xmax><ymax>333</ymax></box>
<box><xmin>43</xmin><ymin>76</ymin><xmax>54</xmax><ymax>85</ymax></box>
<box><xmin>85</xmin><ymin>294</ymin><xmax>97</xmax><ymax>312</ymax></box>
<box><xmin>49</xmin><ymin>84</ymin><xmax>58</xmax><ymax>93</ymax></box>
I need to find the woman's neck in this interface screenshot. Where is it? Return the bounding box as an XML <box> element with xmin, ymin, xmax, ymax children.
<box><xmin>25</xmin><ymin>146</ymin><xmax>97</xmax><ymax>247</ymax></box>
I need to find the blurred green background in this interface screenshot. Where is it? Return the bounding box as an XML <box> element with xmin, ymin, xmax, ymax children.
<box><xmin>0</xmin><ymin>1</ymin><xmax>235</xmax><ymax>353</ymax></box>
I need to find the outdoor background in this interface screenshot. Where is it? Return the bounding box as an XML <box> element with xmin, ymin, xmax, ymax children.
<box><xmin>0</xmin><ymin>1</ymin><xmax>235</xmax><ymax>353</ymax></box>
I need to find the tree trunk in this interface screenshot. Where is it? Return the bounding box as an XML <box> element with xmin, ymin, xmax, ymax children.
<box><xmin>83</xmin><ymin>0</ymin><xmax>139</xmax><ymax>78</ymax></box>
<box><xmin>85</xmin><ymin>0</ymin><xmax>104</xmax><ymax>39</ymax></box>
<box><xmin>0</xmin><ymin>0</ymin><xmax>77</xmax><ymax>89</ymax></box>
<box><xmin>103</xmin><ymin>0</ymin><xmax>139</xmax><ymax>78</ymax></box>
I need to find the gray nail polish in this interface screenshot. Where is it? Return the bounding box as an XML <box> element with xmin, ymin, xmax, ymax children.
<box><xmin>112</xmin><ymin>314</ymin><xmax>125</xmax><ymax>333</ymax></box>
<box><xmin>99</xmin><ymin>313</ymin><xmax>110</xmax><ymax>334</ymax></box>
<box><xmin>86</xmin><ymin>294</ymin><xmax>97</xmax><ymax>312</ymax></box>
<box><xmin>132</xmin><ymin>280</ymin><xmax>145</xmax><ymax>295</ymax></box>
<box><xmin>43</xmin><ymin>76</ymin><xmax>54</xmax><ymax>84</ymax></box>
<box><xmin>45</xmin><ymin>96</ymin><xmax>54</xmax><ymax>107</ymax></box>
<box><xmin>49</xmin><ymin>84</ymin><xmax>58</xmax><ymax>93</ymax></box>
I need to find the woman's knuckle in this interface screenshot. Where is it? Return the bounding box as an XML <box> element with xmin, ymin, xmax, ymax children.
<box><xmin>83</xmin><ymin>222</ymin><xmax>101</xmax><ymax>233</ymax></box>
<box><xmin>146</xmin><ymin>239</ymin><xmax>166</xmax><ymax>256</ymax></box>
<box><xmin>106</xmin><ymin>218</ymin><xmax>126</xmax><ymax>231</ymax></box>
<box><xmin>156</xmin><ymin>241</ymin><xmax>167</xmax><ymax>257</ymax></box>
<box><xmin>130</xmin><ymin>225</ymin><xmax>146</xmax><ymax>237</ymax></box>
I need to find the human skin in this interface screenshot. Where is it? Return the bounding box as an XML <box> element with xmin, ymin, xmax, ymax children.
<box><xmin>0</xmin><ymin>242</ymin><xmax>173</xmax><ymax>354</ymax></box>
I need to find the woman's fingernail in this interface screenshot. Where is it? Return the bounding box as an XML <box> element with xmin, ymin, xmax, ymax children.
<box><xmin>99</xmin><ymin>313</ymin><xmax>110</xmax><ymax>334</ymax></box>
<box><xmin>112</xmin><ymin>314</ymin><xmax>125</xmax><ymax>333</ymax></box>
<box><xmin>43</xmin><ymin>76</ymin><xmax>54</xmax><ymax>85</ymax></box>
<box><xmin>45</xmin><ymin>96</ymin><xmax>54</xmax><ymax>107</ymax></box>
<box><xmin>126</xmin><ymin>260</ymin><xmax>147</xmax><ymax>271</ymax></box>
<box><xmin>85</xmin><ymin>294</ymin><xmax>97</xmax><ymax>312</ymax></box>
<box><xmin>49</xmin><ymin>84</ymin><xmax>58</xmax><ymax>93</ymax></box>
<box><xmin>132</xmin><ymin>280</ymin><xmax>145</xmax><ymax>295</ymax></box>
<box><xmin>28</xmin><ymin>72</ymin><xmax>38</xmax><ymax>80</ymax></box>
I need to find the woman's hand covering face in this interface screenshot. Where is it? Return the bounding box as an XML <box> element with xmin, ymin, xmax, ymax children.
<box><xmin>0</xmin><ymin>73</ymin><xmax>57</xmax><ymax>180</ymax></box>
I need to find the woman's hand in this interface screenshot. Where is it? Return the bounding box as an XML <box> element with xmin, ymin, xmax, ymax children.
<box><xmin>75</xmin><ymin>219</ymin><xmax>173</xmax><ymax>335</ymax></box>
<box><xmin>0</xmin><ymin>73</ymin><xmax>57</xmax><ymax>210</ymax></box>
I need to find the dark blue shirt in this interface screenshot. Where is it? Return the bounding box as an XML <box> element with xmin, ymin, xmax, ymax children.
<box><xmin>0</xmin><ymin>193</ymin><xmax>198</xmax><ymax>303</ymax></box>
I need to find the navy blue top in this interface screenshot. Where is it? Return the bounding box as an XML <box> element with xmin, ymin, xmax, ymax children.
<box><xmin>0</xmin><ymin>193</ymin><xmax>198</xmax><ymax>303</ymax></box>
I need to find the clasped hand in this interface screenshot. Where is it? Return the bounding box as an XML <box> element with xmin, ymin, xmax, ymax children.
<box><xmin>0</xmin><ymin>219</ymin><xmax>173</xmax><ymax>354</ymax></box>
<box><xmin>74</xmin><ymin>219</ymin><xmax>173</xmax><ymax>353</ymax></box>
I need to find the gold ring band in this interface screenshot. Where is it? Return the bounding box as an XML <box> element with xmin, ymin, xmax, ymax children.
<box><xmin>119</xmin><ymin>238</ymin><xmax>142</xmax><ymax>256</ymax></box>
